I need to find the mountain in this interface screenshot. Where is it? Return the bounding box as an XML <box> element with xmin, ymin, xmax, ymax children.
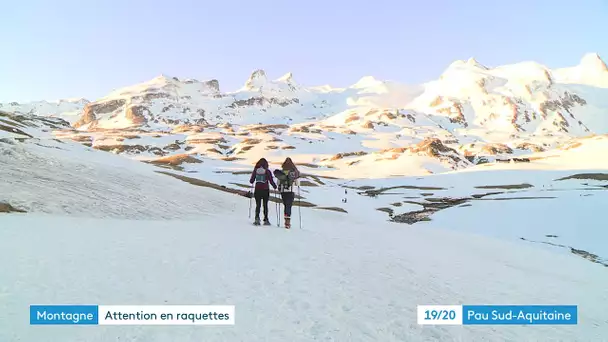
<box><xmin>2</xmin><ymin>55</ymin><xmax>608</xmax><ymax>342</ymax></box>
<box><xmin>2</xmin><ymin>53</ymin><xmax>607</xmax><ymax>176</ymax></box>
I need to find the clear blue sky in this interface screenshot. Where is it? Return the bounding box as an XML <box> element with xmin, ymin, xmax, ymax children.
<box><xmin>2</xmin><ymin>0</ymin><xmax>607</xmax><ymax>102</ymax></box>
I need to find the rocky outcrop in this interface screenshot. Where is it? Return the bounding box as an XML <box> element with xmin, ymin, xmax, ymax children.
<box><xmin>409</xmin><ymin>138</ymin><xmax>470</xmax><ymax>167</ymax></box>
<box><xmin>480</xmin><ymin>143</ymin><xmax>513</xmax><ymax>155</ymax></box>
<box><xmin>74</xmin><ymin>99</ymin><xmax>126</xmax><ymax>128</ymax></box>
<box><xmin>125</xmin><ymin>105</ymin><xmax>148</xmax><ymax>125</ymax></box>
<box><xmin>204</xmin><ymin>79</ymin><xmax>220</xmax><ymax>92</ymax></box>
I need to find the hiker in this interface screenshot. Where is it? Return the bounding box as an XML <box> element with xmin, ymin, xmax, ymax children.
<box><xmin>273</xmin><ymin>157</ymin><xmax>300</xmax><ymax>229</ymax></box>
<box><xmin>249</xmin><ymin>158</ymin><xmax>276</xmax><ymax>225</ymax></box>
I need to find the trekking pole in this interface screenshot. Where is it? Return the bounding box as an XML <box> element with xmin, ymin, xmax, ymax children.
<box><xmin>276</xmin><ymin>191</ymin><xmax>280</xmax><ymax>227</ymax></box>
<box><xmin>248</xmin><ymin>184</ymin><xmax>254</xmax><ymax>219</ymax></box>
<box><xmin>298</xmin><ymin>184</ymin><xmax>302</xmax><ymax>229</ymax></box>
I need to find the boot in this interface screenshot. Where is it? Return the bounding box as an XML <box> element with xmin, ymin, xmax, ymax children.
<box><xmin>284</xmin><ymin>215</ymin><xmax>291</xmax><ymax>229</ymax></box>
<box><xmin>253</xmin><ymin>217</ymin><xmax>261</xmax><ymax>225</ymax></box>
<box><xmin>263</xmin><ymin>218</ymin><xmax>271</xmax><ymax>226</ymax></box>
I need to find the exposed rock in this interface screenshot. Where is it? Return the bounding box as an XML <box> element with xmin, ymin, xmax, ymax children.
<box><xmin>204</xmin><ymin>79</ymin><xmax>220</xmax><ymax>92</ymax></box>
<box><xmin>409</xmin><ymin>138</ymin><xmax>470</xmax><ymax>166</ymax></box>
<box><xmin>0</xmin><ymin>202</ymin><xmax>26</xmax><ymax>213</ymax></box>
<box><xmin>345</xmin><ymin>115</ymin><xmax>360</xmax><ymax>124</ymax></box>
<box><xmin>329</xmin><ymin>151</ymin><xmax>368</xmax><ymax>161</ymax></box>
<box><xmin>74</xmin><ymin>99</ymin><xmax>126</xmax><ymax>128</ymax></box>
<box><xmin>480</xmin><ymin>143</ymin><xmax>513</xmax><ymax>155</ymax></box>
<box><xmin>125</xmin><ymin>105</ymin><xmax>148</xmax><ymax>125</ymax></box>
<box><xmin>361</xmin><ymin>121</ymin><xmax>374</xmax><ymax>129</ymax></box>
<box><xmin>516</xmin><ymin>142</ymin><xmax>545</xmax><ymax>152</ymax></box>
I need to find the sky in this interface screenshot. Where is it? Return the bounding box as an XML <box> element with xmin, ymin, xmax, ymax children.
<box><xmin>1</xmin><ymin>0</ymin><xmax>607</xmax><ymax>102</ymax></box>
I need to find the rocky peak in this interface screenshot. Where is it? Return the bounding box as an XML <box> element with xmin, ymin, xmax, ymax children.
<box><xmin>244</xmin><ymin>69</ymin><xmax>268</xmax><ymax>89</ymax></box>
<box><xmin>203</xmin><ymin>79</ymin><xmax>220</xmax><ymax>93</ymax></box>
<box><xmin>579</xmin><ymin>53</ymin><xmax>608</xmax><ymax>73</ymax></box>
<box><xmin>276</xmin><ymin>72</ymin><xmax>294</xmax><ymax>83</ymax></box>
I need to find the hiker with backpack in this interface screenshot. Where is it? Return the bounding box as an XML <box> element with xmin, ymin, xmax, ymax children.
<box><xmin>249</xmin><ymin>158</ymin><xmax>277</xmax><ymax>225</ymax></box>
<box><xmin>273</xmin><ymin>157</ymin><xmax>300</xmax><ymax>229</ymax></box>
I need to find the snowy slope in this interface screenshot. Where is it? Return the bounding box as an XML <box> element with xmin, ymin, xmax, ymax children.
<box><xmin>1</xmin><ymin>111</ymin><xmax>608</xmax><ymax>340</ymax></box>
<box><xmin>2</xmin><ymin>212</ymin><xmax>607</xmax><ymax>342</ymax></box>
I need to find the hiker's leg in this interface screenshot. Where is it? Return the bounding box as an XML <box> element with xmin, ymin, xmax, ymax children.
<box><xmin>281</xmin><ymin>193</ymin><xmax>288</xmax><ymax>216</ymax></box>
<box><xmin>285</xmin><ymin>192</ymin><xmax>294</xmax><ymax>217</ymax></box>
<box><xmin>254</xmin><ymin>190</ymin><xmax>262</xmax><ymax>219</ymax></box>
<box><xmin>262</xmin><ymin>190</ymin><xmax>269</xmax><ymax>220</ymax></box>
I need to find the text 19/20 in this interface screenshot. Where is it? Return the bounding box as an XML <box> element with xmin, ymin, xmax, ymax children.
<box><xmin>424</xmin><ymin>309</ymin><xmax>457</xmax><ymax>320</ymax></box>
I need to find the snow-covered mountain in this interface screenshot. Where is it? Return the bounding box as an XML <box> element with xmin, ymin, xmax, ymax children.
<box><xmin>2</xmin><ymin>55</ymin><xmax>608</xmax><ymax>341</ymax></box>
<box><xmin>2</xmin><ymin>53</ymin><xmax>607</xmax><ymax>176</ymax></box>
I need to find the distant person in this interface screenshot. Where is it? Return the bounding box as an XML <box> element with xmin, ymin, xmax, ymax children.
<box><xmin>249</xmin><ymin>158</ymin><xmax>276</xmax><ymax>225</ymax></box>
<box><xmin>274</xmin><ymin>157</ymin><xmax>300</xmax><ymax>229</ymax></box>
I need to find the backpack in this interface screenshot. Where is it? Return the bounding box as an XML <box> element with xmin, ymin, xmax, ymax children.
<box><xmin>274</xmin><ymin>169</ymin><xmax>296</xmax><ymax>192</ymax></box>
<box><xmin>254</xmin><ymin>167</ymin><xmax>267</xmax><ymax>183</ymax></box>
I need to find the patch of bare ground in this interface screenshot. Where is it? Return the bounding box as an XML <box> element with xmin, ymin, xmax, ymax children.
<box><xmin>265</xmin><ymin>145</ymin><xmax>279</xmax><ymax>150</ymax></box>
<box><xmin>282</xmin><ymin>145</ymin><xmax>296</xmax><ymax>150</ymax></box>
<box><xmin>314</xmin><ymin>207</ymin><xmax>348</xmax><ymax>213</ymax></box>
<box><xmin>345</xmin><ymin>115</ymin><xmax>360</xmax><ymax>124</ymax></box>
<box><xmin>391</xmin><ymin>202</ymin><xmax>403</xmax><ymax>207</ymax></box>
<box><xmin>475</xmin><ymin>183</ymin><xmax>534</xmax><ymax>190</ymax></box>
<box><xmin>299</xmin><ymin>180</ymin><xmax>318</xmax><ymax>187</ymax></box>
<box><xmin>144</xmin><ymin>154</ymin><xmax>203</xmax><ymax>171</ymax></box>
<box><xmin>70</xmin><ymin>135</ymin><xmax>93</xmax><ymax>142</ymax></box>
<box><xmin>361</xmin><ymin>185</ymin><xmax>446</xmax><ymax>197</ymax></box>
<box><xmin>164</xmin><ymin>143</ymin><xmax>182</xmax><ymax>151</ymax></box>
<box><xmin>229</xmin><ymin>183</ymin><xmax>251</xmax><ymax>189</ymax></box>
<box><xmin>94</xmin><ymin>144</ymin><xmax>167</xmax><ymax>156</ymax></box>
<box><xmin>326</xmin><ymin>151</ymin><xmax>368</xmax><ymax>161</ymax></box>
<box><xmin>377</xmin><ymin>207</ymin><xmax>394</xmax><ymax>215</ymax></box>
<box><xmin>555</xmin><ymin>173</ymin><xmax>608</xmax><ymax>181</ymax></box>
<box><xmin>302</xmin><ymin>174</ymin><xmax>326</xmax><ymax>185</ymax></box>
<box><xmin>172</xmin><ymin>125</ymin><xmax>205</xmax><ymax>134</ymax></box>
<box><xmin>222</xmin><ymin>157</ymin><xmax>245</xmax><ymax>161</ymax></box>
<box><xmin>391</xmin><ymin>209</ymin><xmax>434</xmax><ymax>224</ymax></box>
<box><xmin>476</xmin><ymin>196</ymin><xmax>557</xmax><ymax>201</ymax></box>
<box><xmin>471</xmin><ymin>192</ymin><xmax>503</xmax><ymax>198</ymax></box>
<box><xmin>246</xmin><ymin>124</ymin><xmax>289</xmax><ymax>134</ymax></box>
<box><xmin>294</xmin><ymin>163</ymin><xmax>318</xmax><ymax>168</ymax></box>
<box><xmin>388</xmin><ymin>197</ymin><xmax>470</xmax><ymax>224</ymax></box>
<box><xmin>206</xmin><ymin>148</ymin><xmax>222</xmax><ymax>154</ymax></box>
<box><xmin>241</xmin><ymin>138</ymin><xmax>262</xmax><ymax>145</ymax></box>
<box><xmin>188</xmin><ymin>137</ymin><xmax>228</xmax><ymax>145</ymax></box>
<box><xmin>520</xmin><ymin>237</ymin><xmax>607</xmax><ymax>268</ymax></box>
<box><xmin>157</xmin><ymin>172</ymin><xmax>317</xmax><ymax>207</ymax></box>
<box><xmin>0</xmin><ymin>202</ymin><xmax>26</xmax><ymax>213</ymax></box>
<box><xmin>0</xmin><ymin>123</ymin><xmax>33</xmax><ymax>138</ymax></box>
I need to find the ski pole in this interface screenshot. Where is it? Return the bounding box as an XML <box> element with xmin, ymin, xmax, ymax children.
<box><xmin>298</xmin><ymin>184</ymin><xmax>302</xmax><ymax>229</ymax></box>
<box><xmin>276</xmin><ymin>190</ymin><xmax>280</xmax><ymax>227</ymax></box>
<box><xmin>248</xmin><ymin>184</ymin><xmax>254</xmax><ymax>219</ymax></box>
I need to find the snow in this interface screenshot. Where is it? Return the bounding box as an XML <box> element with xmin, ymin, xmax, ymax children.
<box><xmin>2</xmin><ymin>198</ymin><xmax>607</xmax><ymax>341</ymax></box>
<box><xmin>2</xmin><ymin>118</ymin><xmax>608</xmax><ymax>340</ymax></box>
<box><xmin>0</xmin><ymin>140</ymin><xmax>233</xmax><ymax>219</ymax></box>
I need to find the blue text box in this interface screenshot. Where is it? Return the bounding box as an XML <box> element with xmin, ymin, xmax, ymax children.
<box><xmin>30</xmin><ymin>305</ymin><xmax>99</xmax><ymax>325</ymax></box>
<box><xmin>463</xmin><ymin>305</ymin><xmax>577</xmax><ymax>325</ymax></box>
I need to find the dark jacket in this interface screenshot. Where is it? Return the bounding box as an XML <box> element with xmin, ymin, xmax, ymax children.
<box><xmin>250</xmin><ymin>167</ymin><xmax>276</xmax><ymax>190</ymax></box>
